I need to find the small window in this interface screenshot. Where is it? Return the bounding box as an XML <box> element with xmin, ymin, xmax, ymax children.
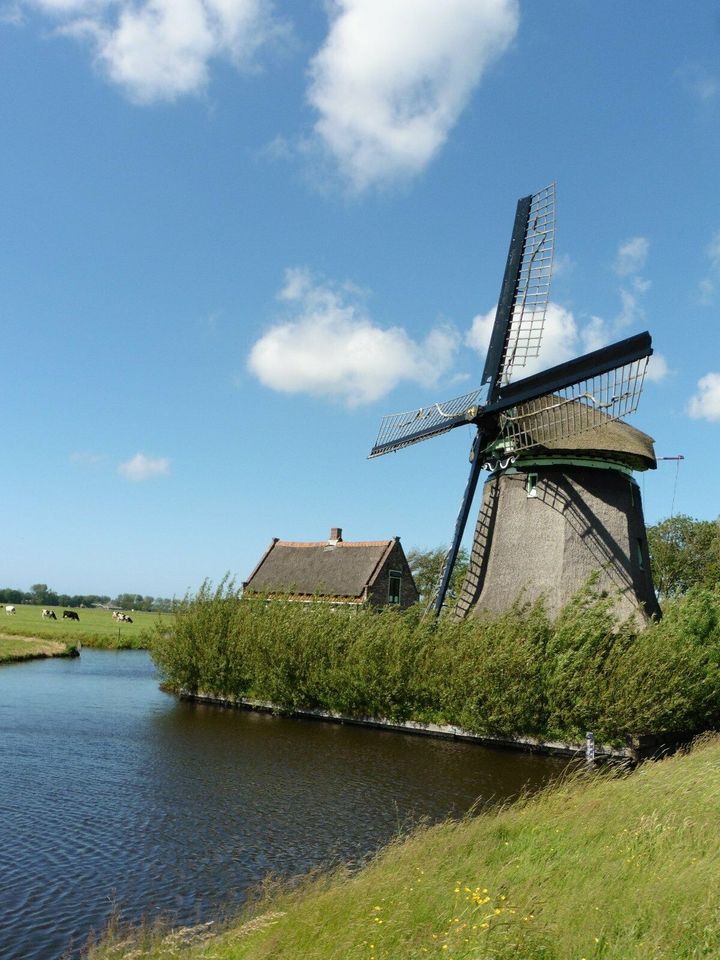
<box><xmin>388</xmin><ymin>570</ymin><xmax>402</xmax><ymax>604</ymax></box>
<box><xmin>526</xmin><ymin>473</ymin><xmax>538</xmax><ymax>498</ymax></box>
<box><xmin>636</xmin><ymin>538</ymin><xmax>645</xmax><ymax>571</ymax></box>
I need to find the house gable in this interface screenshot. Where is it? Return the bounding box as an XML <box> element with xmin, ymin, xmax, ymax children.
<box><xmin>244</xmin><ymin>529</ymin><xmax>419</xmax><ymax>608</ymax></box>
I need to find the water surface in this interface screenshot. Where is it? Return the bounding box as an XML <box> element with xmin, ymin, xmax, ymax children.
<box><xmin>0</xmin><ymin>650</ymin><xmax>566</xmax><ymax>959</ymax></box>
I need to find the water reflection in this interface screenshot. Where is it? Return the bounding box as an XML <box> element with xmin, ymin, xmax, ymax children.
<box><xmin>0</xmin><ymin>651</ymin><xmax>565</xmax><ymax>960</ymax></box>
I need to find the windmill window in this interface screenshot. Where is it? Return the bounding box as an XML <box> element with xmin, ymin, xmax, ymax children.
<box><xmin>388</xmin><ymin>570</ymin><xmax>402</xmax><ymax>605</ymax></box>
<box><xmin>636</xmin><ymin>539</ymin><xmax>645</xmax><ymax>571</ymax></box>
<box><xmin>526</xmin><ymin>473</ymin><xmax>538</xmax><ymax>498</ymax></box>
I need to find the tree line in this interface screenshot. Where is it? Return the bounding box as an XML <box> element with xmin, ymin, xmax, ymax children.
<box><xmin>0</xmin><ymin>583</ymin><xmax>175</xmax><ymax>612</ymax></box>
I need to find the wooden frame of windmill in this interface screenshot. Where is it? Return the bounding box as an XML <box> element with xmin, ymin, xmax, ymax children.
<box><xmin>369</xmin><ymin>184</ymin><xmax>661</xmax><ymax>623</ymax></box>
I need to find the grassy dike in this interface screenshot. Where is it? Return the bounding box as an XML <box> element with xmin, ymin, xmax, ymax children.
<box><xmin>89</xmin><ymin>735</ymin><xmax>720</xmax><ymax>960</ymax></box>
<box><xmin>0</xmin><ymin>633</ymin><xmax>78</xmax><ymax>663</ymax></box>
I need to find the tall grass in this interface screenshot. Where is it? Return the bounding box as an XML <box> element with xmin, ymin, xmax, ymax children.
<box><xmin>87</xmin><ymin>735</ymin><xmax>720</xmax><ymax>960</ymax></box>
<box><xmin>151</xmin><ymin>580</ymin><xmax>720</xmax><ymax>744</ymax></box>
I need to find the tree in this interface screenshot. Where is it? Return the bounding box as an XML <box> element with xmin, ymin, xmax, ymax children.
<box><xmin>647</xmin><ymin>514</ymin><xmax>720</xmax><ymax>597</ymax></box>
<box><xmin>30</xmin><ymin>583</ymin><xmax>50</xmax><ymax>604</ymax></box>
<box><xmin>407</xmin><ymin>546</ymin><xmax>470</xmax><ymax>606</ymax></box>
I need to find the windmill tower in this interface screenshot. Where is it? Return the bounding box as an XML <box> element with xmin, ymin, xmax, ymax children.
<box><xmin>369</xmin><ymin>185</ymin><xmax>660</xmax><ymax>622</ymax></box>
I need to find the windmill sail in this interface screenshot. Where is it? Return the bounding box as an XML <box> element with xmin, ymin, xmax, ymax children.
<box><xmin>482</xmin><ymin>184</ymin><xmax>555</xmax><ymax>398</ymax></box>
<box><xmin>369</xmin><ymin>389</ymin><xmax>482</xmax><ymax>459</ymax></box>
<box><xmin>487</xmin><ymin>330</ymin><xmax>652</xmax><ymax>454</ymax></box>
<box><xmin>498</xmin><ymin>355</ymin><xmax>649</xmax><ymax>454</ymax></box>
<box><xmin>500</xmin><ymin>183</ymin><xmax>556</xmax><ymax>383</ymax></box>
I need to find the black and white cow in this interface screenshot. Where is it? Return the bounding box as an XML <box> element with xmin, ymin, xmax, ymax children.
<box><xmin>62</xmin><ymin>610</ymin><xmax>80</xmax><ymax>621</ymax></box>
<box><xmin>42</xmin><ymin>609</ymin><xmax>57</xmax><ymax>620</ymax></box>
<box><xmin>5</xmin><ymin>605</ymin><xmax>15</xmax><ymax>615</ymax></box>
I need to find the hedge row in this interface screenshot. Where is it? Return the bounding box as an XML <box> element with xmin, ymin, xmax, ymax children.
<box><xmin>151</xmin><ymin>578</ymin><xmax>720</xmax><ymax>744</ymax></box>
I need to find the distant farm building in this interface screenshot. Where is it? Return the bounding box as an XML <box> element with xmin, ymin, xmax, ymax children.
<box><xmin>243</xmin><ymin>528</ymin><xmax>419</xmax><ymax>609</ymax></box>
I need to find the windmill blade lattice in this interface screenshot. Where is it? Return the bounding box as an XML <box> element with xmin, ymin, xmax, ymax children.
<box><xmin>369</xmin><ymin>388</ymin><xmax>483</xmax><ymax>458</ymax></box>
<box><xmin>499</xmin><ymin>355</ymin><xmax>649</xmax><ymax>453</ymax></box>
<box><xmin>499</xmin><ymin>183</ymin><xmax>556</xmax><ymax>383</ymax></box>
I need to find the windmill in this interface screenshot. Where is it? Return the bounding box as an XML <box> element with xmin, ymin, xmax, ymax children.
<box><xmin>369</xmin><ymin>185</ymin><xmax>660</xmax><ymax>621</ymax></box>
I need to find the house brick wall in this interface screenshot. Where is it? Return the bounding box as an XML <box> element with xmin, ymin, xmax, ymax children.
<box><xmin>366</xmin><ymin>540</ymin><xmax>419</xmax><ymax>610</ymax></box>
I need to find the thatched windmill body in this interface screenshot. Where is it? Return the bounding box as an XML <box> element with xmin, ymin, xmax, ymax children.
<box><xmin>369</xmin><ymin>185</ymin><xmax>660</xmax><ymax>621</ymax></box>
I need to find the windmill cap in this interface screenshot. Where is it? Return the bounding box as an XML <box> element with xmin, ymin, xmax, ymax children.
<box><xmin>532</xmin><ymin>416</ymin><xmax>656</xmax><ymax>471</ymax></box>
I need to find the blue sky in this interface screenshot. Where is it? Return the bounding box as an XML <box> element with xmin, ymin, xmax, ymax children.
<box><xmin>1</xmin><ymin>0</ymin><xmax>718</xmax><ymax>597</ymax></box>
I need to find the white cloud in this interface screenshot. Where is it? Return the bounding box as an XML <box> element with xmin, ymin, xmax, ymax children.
<box><xmin>21</xmin><ymin>0</ymin><xmax>278</xmax><ymax>102</ymax></box>
<box><xmin>579</xmin><ymin>315</ymin><xmax>608</xmax><ymax>353</ymax></box>
<box><xmin>645</xmin><ymin>352</ymin><xmax>669</xmax><ymax>383</ymax></box>
<box><xmin>698</xmin><ymin>230</ymin><xmax>720</xmax><ymax>304</ymax></box>
<box><xmin>694</xmin><ymin>77</ymin><xmax>719</xmax><ymax>100</ymax></box>
<box><xmin>616</xmin><ymin>279</ymin><xmax>647</xmax><ymax>329</ymax></box>
<box><xmin>614</xmin><ymin>236</ymin><xmax>649</xmax><ymax>276</ymax></box>
<box><xmin>465</xmin><ymin>304</ymin><xmax>495</xmax><ymax>355</ymax></box>
<box><xmin>69</xmin><ymin>450</ymin><xmax>106</xmax><ymax>465</ymax></box>
<box><xmin>551</xmin><ymin>252</ymin><xmax>574</xmax><ymax>279</ymax></box>
<box><xmin>118</xmin><ymin>452</ymin><xmax>171</xmax><ymax>481</ymax></box>
<box><xmin>466</xmin><ymin>302</ymin><xmax>579</xmax><ymax>379</ymax></box>
<box><xmin>688</xmin><ymin>372</ymin><xmax>720</xmax><ymax>421</ymax></box>
<box><xmin>676</xmin><ymin>64</ymin><xmax>719</xmax><ymax>102</ymax></box>
<box><xmin>0</xmin><ymin>2</ymin><xmax>24</xmax><ymax>24</ymax></box>
<box><xmin>699</xmin><ymin>277</ymin><xmax>715</xmax><ymax>305</ymax></box>
<box><xmin>307</xmin><ymin>0</ymin><xmax>519</xmax><ymax>189</ymax></box>
<box><xmin>248</xmin><ymin>268</ymin><xmax>459</xmax><ymax>406</ymax></box>
<box><xmin>465</xmin><ymin>301</ymin><xmax>667</xmax><ymax>385</ymax></box>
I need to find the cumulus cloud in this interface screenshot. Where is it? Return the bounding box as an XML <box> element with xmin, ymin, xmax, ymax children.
<box><xmin>118</xmin><ymin>452</ymin><xmax>171</xmax><ymax>481</ymax></box>
<box><xmin>248</xmin><ymin>268</ymin><xmax>459</xmax><ymax>406</ymax></box>
<box><xmin>698</xmin><ymin>230</ymin><xmax>720</xmax><ymax>304</ymax></box>
<box><xmin>465</xmin><ymin>300</ymin><xmax>668</xmax><ymax>386</ymax></box>
<box><xmin>676</xmin><ymin>63</ymin><xmax>719</xmax><ymax>102</ymax></box>
<box><xmin>688</xmin><ymin>372</ymin><xmax>720</xmax><ymax>422</ymax></box>
<box><xmin>21</xmin><ymin>0</ymin><xmax>278</xmax><ymax>102</ymax></box>
<box><xmin>307</xmin><ymin>0</ymin><xmax>519</xmax><ymax>189</ymax></box>
<box><xmin>69</xmin><ymin>450</ymin><xmax>106</xmax><ymax>465</ymax></box>
<box><xmin>614</xmin><ymin>236</ymin><xmax>649</xmax><ymax>277</ymax></box>
<box><xmin>645</xmin><ymin>353</ymin><xmax>669</xmax><ymax>383</ymax></box>
<box><xmin>466</xmin><ymin>302</ymin><xmax>579</xmax><ymax>381</ymax></box>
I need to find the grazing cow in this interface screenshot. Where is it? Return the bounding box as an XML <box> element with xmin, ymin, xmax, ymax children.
<box><xmin>114</xmin><ymin>612</ymin><xmax>133</xmax><ymax>623</ymax></box>
<box><xmin>62</xmin><ymin>610</ymin><xmax>80</xmax><ymax>621</ymax></box>
<box><xmin>42</xmin><ymin>609</ymin><xmax>57</xmax><ymax>620</ymax></box>
<box><xmin>5</xmin><ymin>605</ymin><xmax>15</xmax><ymax>615</ymax></box>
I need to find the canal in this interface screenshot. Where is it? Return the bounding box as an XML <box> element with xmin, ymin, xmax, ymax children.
<box><xmin>0</xmin><ymin>650</ymin><xmax>567</xmax><ymax>959</ymax></box>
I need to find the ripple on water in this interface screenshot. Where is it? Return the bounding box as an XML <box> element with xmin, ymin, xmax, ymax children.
<box><xmin>0</xmin><ymin>650</ymin><xmax>565</xmax><ymax>960</ymax></box>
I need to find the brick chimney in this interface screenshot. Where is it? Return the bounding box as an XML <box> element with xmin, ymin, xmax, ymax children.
<box><xmin>328</xmin><ymin>527</ymin><xmax>343</xmax><ymax>544</ymax></box>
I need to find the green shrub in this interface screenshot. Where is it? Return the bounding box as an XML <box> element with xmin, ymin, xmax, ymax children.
<box><xmin>150</xmin><ymin>579</ymin><xmax>720</xmax><ymax>743</ymax></box>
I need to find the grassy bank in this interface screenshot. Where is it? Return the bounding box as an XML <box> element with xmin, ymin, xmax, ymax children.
<box><xmin>152</xmin><ymin>580</ymin><xmax>720</xmax><ymax>744</ymax></box>
<box><xmin>0</xmin><ymin>633</ymin><xmax>78</xmax><ymax>663</ymax></box>
<box><xmin>88</xmin><ymin>734</ymin><xmax>720</xmax><ymax>960</ymax></box>
<box><xmin>0</xmin><ymin>604</ymin><xmax>157</xmax><ymax>649</ymax></box>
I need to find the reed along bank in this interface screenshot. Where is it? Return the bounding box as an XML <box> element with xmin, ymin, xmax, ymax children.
<box><xmin>151</xmin><ymin>579</ymin><xmax>720</xmax><ymax>745</ymax></box>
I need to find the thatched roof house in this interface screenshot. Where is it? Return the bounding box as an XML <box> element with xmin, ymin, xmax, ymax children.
<box><xmin>243</xmin><ymin>528</ymin><xmax>418</xmax><ymax>609</ymax></box>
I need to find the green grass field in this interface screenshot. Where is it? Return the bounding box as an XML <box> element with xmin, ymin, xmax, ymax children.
<box><xmin>88</xmin><ymin>735</ymin><xmax>720</xmax><ymax>960</ymax></box>
<box><xmin>0</xmin><ymin>603</ymin><xmax>159</xmax><ymax>649</ymax></box>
